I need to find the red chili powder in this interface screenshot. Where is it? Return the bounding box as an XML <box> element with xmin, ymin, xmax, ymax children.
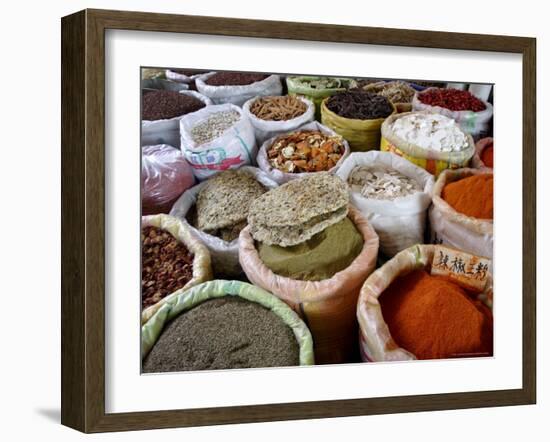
<box><xmin>379</xmin><ymin>270</ymin><xmax>493</xmax><ymax>360</ymax></box>
<box><xmin>481</xmin><ymin>143</ymin><xmax>494</xmax><ymax>168</ymax></box>
<box><xmin>442</xmin><ymin>174</ymin><xmax>493</xmax><ymax>219</ymax></box>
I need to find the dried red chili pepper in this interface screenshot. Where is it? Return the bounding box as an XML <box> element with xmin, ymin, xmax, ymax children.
<box><xmin>418</xmin><ymin>88</ymin><xmax>486</xmax><ymax>112</ymax></box>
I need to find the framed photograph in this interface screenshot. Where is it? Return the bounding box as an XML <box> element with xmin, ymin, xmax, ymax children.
<box><xmin>61</xmin><ymin>8</ymin><xmax>536</xmax><ymax>433</ymax></box>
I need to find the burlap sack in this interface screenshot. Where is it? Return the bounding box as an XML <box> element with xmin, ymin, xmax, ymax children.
<box><xmin>141</xmin><ymin>280</ymin><xmax>315</xmax><ymax>365</ymax></box>
<box><xmin>238</xmin><ymin>205</ymin><xmax>379</xmax><ymax>364</ymax></box>
<box><xmin>336</xmin><ymin>151</ymin><xmax>434</xmax><ymax>257</ymax></box>
<box><xmin>429</xmin><ymin>168</ymin><xmax>493</xmax><ymax>259</ymax></box>
<box><xmin>471</xmin><ymin>137</ymin><xmax>493</xmax><ymax>170</ymax></box>
<box><xmin>141</xmin><ymin>214</ymin><xmax>213</xmax><ymax>324</ymax></box>
<box><xmin>380</xmin><ymin>111</ymin><xmax>475</xmax><ymax>176</ymax></box>
<box><xmin>357</xmin><ymin>244</ymin><xmax>493</xmax><ymax>362</ymax></box>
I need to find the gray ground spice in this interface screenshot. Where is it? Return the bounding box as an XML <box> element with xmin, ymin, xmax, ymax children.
<box><xmin>143</xmin><ymin>297</ymin><xmax>300</xmax><ymax>372</ymax></box>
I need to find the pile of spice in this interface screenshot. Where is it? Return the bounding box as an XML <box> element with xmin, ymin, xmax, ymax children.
<box><xmin>170</xmin><ymin>69</ymin><xmax>209</xmax><ymax>76</ymax></box>
<box><xmin>442</xmin><ymin>174</ymin><xmax>493</xmax><ymax>219</ymax></box>
<box><xmin>249</xmin><ymin>173</ymin><xmax>363</xmax><ymax>281</ymax></box>
<box><xmin>418</xmin><ymin>88</ymin><xmax>487</xmax><ymax>112</ymax></box>
<box><xmin>257</xmin><ymin>216</ymin><xmax>363</xmax><ymax>281</ymax></box>
<box><xmin>249</xmin><ymin>96</ymin><xmax>307</xmax><ymax>121</ymax></box>
<box><xmin>481</xmin><ymin>142</ymin><xmax>494</xmax><ymax>168</ymax></box>
<box><xmin>141</xmin><ymin>226</ymin><xmax>194</xmax><ymax>308</ymax></box>
<box><xmin>249</xmin><ymin>173</ymin><xmax>349</xmax><ymax>247</ymax></box>
<box><xmin>348</xmin><ymin>165</ymin><xmax>422</xmax><ymax>199</ymax></box>
<box><xmin>364</xmin><ymin>81</ymin><xmax>416</xmax><ymax>104</ymax></box>
<box><xmin>194</xmin><ymin>170</ymin><xmax>267</xmax><ymax>241</ymax></box>
<box><xmin>390</xmin><ymin>113</ymin><xmax>470</xmax><ymax>152</ymax></box>
<box><xmin>205</xmin><ymin>72</ymin><xmax>268</xmax><ymax>86</ymax></box>
<box><xmin>267</xmin><ymin>130</ymin><xmax>346</xmax><ymax>173</ymax></box>
<box><xmin>142</xmin><ymin>297</ymin><xmax>300</xmax><ymax>372</ymax></box>
<box><xmin>291</xmin><ymin>77</ymin><xmax>349</xmax><ymax>90</ymax></box>
<box><xmin>142</xmin><ymin>90</ymin><xmax>205</xmax><ymax>121</ymax></box>
<box><xmin>190</xmin><ymin>110</ymin><xmax>241</xmax><ymax>145</ymax></box>
<box><xmin>380</xmin><ymin>270</ymin><xmax>493</xmax><ymax>360</ymax></box>
<box><xmin>326</xmin><ymin>90</ymin><xmax>393</xmax><ymax>120</ymax></box>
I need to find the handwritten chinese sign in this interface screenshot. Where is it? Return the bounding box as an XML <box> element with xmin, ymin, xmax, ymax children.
<box><xmin>431</xmin><ymin>245</ymin><xmax>491</xmax><ymax>292</ymax></box>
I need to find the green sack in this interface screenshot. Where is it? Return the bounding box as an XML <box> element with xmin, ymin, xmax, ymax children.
<box><xmin>286</xmin><ymin>76</ymin><xmax>357</xmax><ymax>120</ymax></box>
<box><xmin>257</xmin><ymin>217</ymin><xmax>364</xmax><ymax>281</ymax></box>
<box><xmin>141</xmin><ymin>280</ymin><xmax>315</xmax><ymax>365</ymax></box>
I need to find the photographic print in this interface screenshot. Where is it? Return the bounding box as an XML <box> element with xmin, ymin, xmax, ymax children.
<box><xmin>140</xmin><ymin>69</ymin><xmax>495</xmax><ymax>372</ymax></box>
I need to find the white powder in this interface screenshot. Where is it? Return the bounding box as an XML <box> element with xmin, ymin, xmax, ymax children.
<box><xmin>391</xmin><ymin>113</ymin><xmax>469</xmax><ymax>152</ymax></box>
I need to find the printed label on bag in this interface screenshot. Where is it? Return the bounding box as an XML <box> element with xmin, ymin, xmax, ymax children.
<box><xmin>431</xmin><ymin>245</ymin><xmax>490</xmax><ymax>292</ymax></box>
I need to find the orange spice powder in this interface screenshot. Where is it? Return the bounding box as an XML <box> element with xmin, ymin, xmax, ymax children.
<box><xmin>481</xmin><ymin>144</ymin><xmax>493</xmax><ymax>168</ymax></box>
<box><xmin>379</xmin><ymin>270</ymin><xmax>493</xmax><ymax>360</ymax></box>
<box><xmin>442</xmin><ymin>174</ymin><xmax>493</xmax><ymax>219</ymax></box>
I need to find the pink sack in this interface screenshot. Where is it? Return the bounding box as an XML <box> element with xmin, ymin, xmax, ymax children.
<box><xmin>238</xmin><ymin>205</ymin><xmax>379</xmax><ymax>364</ymax></box>
<box><xmin>142</xmin><ymin>144</ymin><xmax>195</xmax><ymax>215</ymax></box>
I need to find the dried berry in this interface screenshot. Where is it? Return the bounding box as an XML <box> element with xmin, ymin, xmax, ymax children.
<box><xmin>141</xmin><ymin>226</ymin><xmax>194</xmax><ymax>308</ymax></box>
<box><xmin>326</xmin><ymin>90</ymin><xmax>393</xmax><ymax>120</ymax></box>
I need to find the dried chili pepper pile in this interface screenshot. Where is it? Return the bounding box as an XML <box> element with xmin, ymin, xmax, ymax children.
<box><xmin>141</xmin><ymin>226</ymin><xmax>194</xmax><ymax>308</ymax></box>
<box><xmin>267</xmin><ymin>130</ymin><xmax>345</xmax><ymax>173</ymax></box>
<box><xmin>418</xmin><ymin>88</ymin><xmax>486</xmax><ymax>112</ymax></box>
<box><xmin>205</xmin><ymin>72</ymin><xmax>268</xmax><ymax>86</ymax></box>
<box><xmin>326</xmin><ymin>90</ymin><xmax>393</xmax><ymax>120</ymax></box>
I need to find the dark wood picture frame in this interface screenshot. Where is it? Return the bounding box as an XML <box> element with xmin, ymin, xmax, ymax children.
<box><xmin>61</xmin><ymin>8</ymin><xmax>536</xmax><ymax>433</ymax></box>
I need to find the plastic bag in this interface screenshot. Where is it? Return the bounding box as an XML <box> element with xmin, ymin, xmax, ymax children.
<box><xmin>195</xmin><ymin>73</ymin><xmax>282</xmax><ymax>106</ymax></box>
<box><xmin>179</xmin><ymin>103</ymin><xmax>257</xmax><ymax>181</ymax></box>
<box><xmin>286</xmin><ymin>76</ymin><xmax>357</xmax><ymax>120</ymax></box>
<box><xmin>141</xmin><ymin>144</ymin><xmax>196</xmax><ymax>215</ymax></box>
<box><xmin>141</xmin><ymin>279</ymin><xmax>315</xmax><ymax>365</ymax></box>
<box><xmin>336</xmin><ymin>151</ymin><xmax>434</xmax><ymax>257</ymax></box>
<box><xmin>242</xmin><ymin>96</ymin><xmax>315</xmax><ymax>144</ymax></box>
<box><xmin>256</xmin><ymin>121</ymin><xmax>351</xmax><ymax>185</ymax></box>
<box><xmin>357</xmin><ymin>244</ymin><xmax>493</xmax><ymax>362</ymax></box>
<box><xmin>169</xmin><ymin>166</ymin><xmax>279</xmax><ymax>276</ymax></box>
<box><xmin>141</xmin><ymin>214</ymin><xmax>213</xmax><ymax>324</ymax></box>
<box><xmin>471</xmin><ymin>137</ymin><xmax>493</xmax><ymax>170</ymax></box>
<box><xmin>141</xmin><ymin>90</ymin><xmax>212</xmax><ymax>148</ymax></box>
<box><xmin>380</xmin><ymin>111</ymin><xmax>475</xmax><ymax>176</ymax></box>
<box><xmin>429</xmin><ymin>168</ymin><xmax>493</xmax><ymax>258</ymax></box>
<box><xmin>321</xmin><ymin>98</ymin><xmax>396</xmax><ymax>152</ymax></box>
<box><xmin>239</xmin><ymin>205</ymin><xmax>379</xmax><ymax>364</ymax></box>
<box><xmin>412</xmin><ymin>88</ymin><xmax>493</xmax><ymax>140</ymax></box>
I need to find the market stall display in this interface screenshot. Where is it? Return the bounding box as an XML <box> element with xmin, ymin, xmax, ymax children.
<box><xmin>412</xmin><ymin>87</ymin><xmax>493</xmax><ymax>140</ymax></box>
<box><xmin>357</xmin><ymin>244</ymin><xmax>493</xmax><ymax>362</ymax></box>
<box><xmin>195</xmin><ymin>72</ymin><xmax>282</xmax><ymax>106</ymax></box>
<box><xmin>321</xmin><ymin>90</ymin><xmax>395</xmax><ymax>151</ymax></box>
<box><xmin>336</xmin><ymin>151</ymin><xmax>434</xmax><ymax>257</ymax></box>
<box><xmin>141</xmin><ymin>144</ymin><xmax>195</xmax><ymax>215</ymax></box>
<box><xmin>140</xmin><ymin>214</ymin><xmax>213</xmax><ymax>324</ymax></box>
<box><xmin>141</xmin><ymin>90</ymin><xmax>212</xmax><ymax>148</ymax></box>
<box><xmin>242</xmin><ymin>95</ymin><xmax>315</xmax><ymax>143</ymax></box>
<box><xmin>257</xmin><ymin>121</ymin><xmax>350</xmax><ymax>184</ymax></box>
<box><xmin>240</xmin><ymin>174</ymin><xmax>379</xmax><ymax>364</ymax></box>
<box><xmin>138</xmin><ymin>69</ymin><xmax>496</xmax><ymax>371</ymax></box>
<box><xmin>430</xmin><ymin>168</ymin><xmax>493</xmax><ymax>258</ymax></box>
<box><xmin>380</xmin><ymin>111</ymin><xmax>475</xmax><ymax>176</ymax></box>
<box><xmin>170</xmin><ymin>167</ymin><xmax>278</xmax><ymax>276</ymax></box>
<box><xmin>141</xmin><ymin>280</ymin><xmax>315</xmax><ymax>370</ymax></box>
<box><xmin>179</xmin><ymin>104</ymin><xmax>256</xmax><ymax>180</ymax></box>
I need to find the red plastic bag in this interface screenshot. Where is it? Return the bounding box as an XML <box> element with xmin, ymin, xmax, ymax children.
<box><xmin>141</xmin><ymin>144</ymin><xmax>195</xmax><ymax>215</ymax></box>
